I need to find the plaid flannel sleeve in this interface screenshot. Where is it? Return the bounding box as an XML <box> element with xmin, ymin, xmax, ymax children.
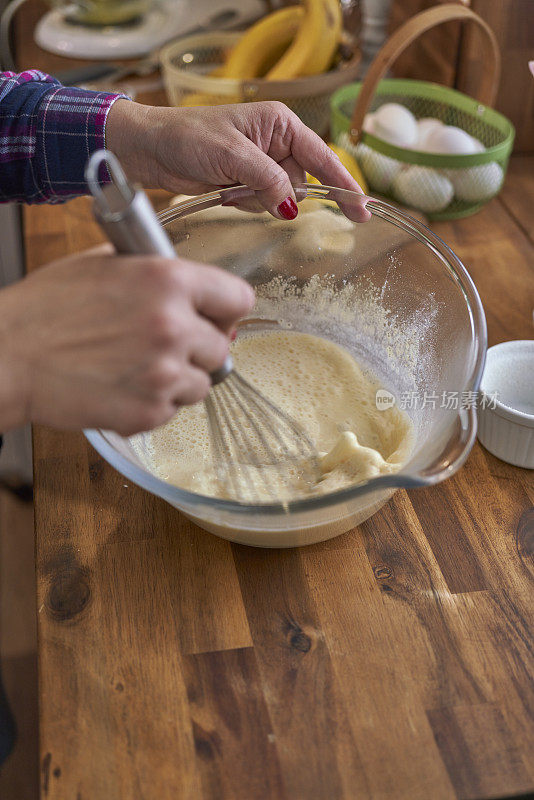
<box><xmin>0</xmin><ymin>70</ymin><xmax>130</xmax><ymax>204</ymax></box>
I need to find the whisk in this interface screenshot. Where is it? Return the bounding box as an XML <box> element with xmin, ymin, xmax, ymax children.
<box><xmin>85</xmin><ymin>150</ymin><xmax>320</xmax><ymax>502</ymax></box>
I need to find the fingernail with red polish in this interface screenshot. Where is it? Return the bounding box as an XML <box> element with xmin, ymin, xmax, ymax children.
<box><xmin>277</xmin><ymin>197</ymin><xmax>298</xmax><ymax>220</ymax></box>
<box><xmin>230</xmin><ymin>329</ymin><xmax>237</xmax><ymax>342</ymax></box>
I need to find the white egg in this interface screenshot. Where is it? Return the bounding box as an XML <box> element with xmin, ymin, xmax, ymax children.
<box><xmin>337</xmin><ymin>131</ymin><xmax>368</xmax><ymax>162</ymax></box>
<box><xmin>416</xmin><ymin>117</ymin><xmax>444</xmax><ymax>149</ymax></box>
<box><xmin>355</xmin><ymin>141</ymin><xmax>374</xmax><ymax>162</ymax></box>
<box><xmin>372</xmin><ymin>102</ymin><xmax>419</xmax><ymax>148</ymax></box>
<box><xmin>392</xmin><ymin>166</ymin><xmax>454</xmax><ymax>213</ymax></box>
<box><xmin>359</xmin><ymin>149</ymin><xmax>402</xmax><ymax>193</ymax></box>
<box><xmin>449</xmin><ymin>162</ymin><xmax>504</xmax><ymax>202</ymax></box>
<box><xmin>363</xmin><ymin>113</ymin><xmax>375</xmax><ymax>134</ymax></box>
<box><xmin>470</xmin><ymin>136</ymin><xmax>486</xmax><ymax>153</ymax></box>
<box><xmin>421</xmin><ymin>125</ymin><xmax>480</xmax><ymax>155</ymax></box>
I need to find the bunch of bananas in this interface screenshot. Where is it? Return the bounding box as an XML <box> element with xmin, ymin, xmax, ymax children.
<box><xmin>222</xmin><ymin>0</ymin><xmax>342</xmax><ymax>81</ymax></box>
<box><xmin>178</xmin><ymin>1</ymin><xmax>366</xmax><ymax>190</ymax></box>
<box><xmin>181</xmin><ymin>0</ymin><xmax>342</xmax><ymax>107</ymax></box>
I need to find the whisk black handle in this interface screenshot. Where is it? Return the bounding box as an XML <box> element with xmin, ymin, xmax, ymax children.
<box><xmin>85</xmin><ymin>150</ymin><xmax>233</xmax><ymax>385</ymax></box>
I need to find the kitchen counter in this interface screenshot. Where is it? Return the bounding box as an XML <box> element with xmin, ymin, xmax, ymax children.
<box><xmin>26</xmin><ymin>170</ymin><xmax>534</xmax><ymax>800</ymax></box>
<box><xmin>16</xmin><ymin>6</ymin><xmax>534</xmax><ymax>798</ymax></box>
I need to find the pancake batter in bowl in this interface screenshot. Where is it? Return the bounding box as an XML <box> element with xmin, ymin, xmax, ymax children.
<box><xmin>143</xmin><ymin>331</ymin><xmax>414</xmax><ymax>502</ymax></box>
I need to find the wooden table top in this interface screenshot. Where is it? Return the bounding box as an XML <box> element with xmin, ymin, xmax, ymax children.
<box><xmin>16</xmin><ymin>7</ymin><xmax>534</xmax><ymax>796</ymax></box>
<box><xmin>25</xmin><ymin>166</ymin><xmax>534</xmax><ymax>800</ymax></box>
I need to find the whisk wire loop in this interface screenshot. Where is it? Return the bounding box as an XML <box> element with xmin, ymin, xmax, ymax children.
<box><xmin>204</xmin><ymin>367</ymin><xmax>321</xmax><ymax>503</ymax></box>
<box><xmin>221</xmin><ymin>379</ymin><xmax>286</xmax><ymax>502</ymax></box>
<box><xmin>206</xmin><ymin>382</ymin><xmax>280</xmax><ymax>503</ymax></box>
<box><xmin>231</xmin><ymin>371</ymin><xmax>319</xmax><ymax>467</ymax></box>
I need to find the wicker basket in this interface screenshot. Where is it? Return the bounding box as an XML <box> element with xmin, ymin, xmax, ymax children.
<box><xmin>330</xmin><ymin>4</ymin><xmax>515</xmax><ymax>220</ymax></box>
<box><xmin>160</xmin><ymin>30</ymin><xmax>360</xmax><ymax>137</ymax></box>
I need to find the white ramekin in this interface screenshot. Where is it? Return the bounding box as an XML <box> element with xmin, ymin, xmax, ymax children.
<box><xmin>477</xmin><ymin>340</ymin><xmax>534</xmax><ymax>468</ymax></box>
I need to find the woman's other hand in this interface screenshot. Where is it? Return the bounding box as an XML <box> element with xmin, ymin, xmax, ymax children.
<box><xmin>106</xmin><ymin>100</ymin><xmax>370</xmax><ymax>221</ymax></box>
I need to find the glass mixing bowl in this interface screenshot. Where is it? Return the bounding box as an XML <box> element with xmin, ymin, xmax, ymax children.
<box><xmin>85</xmin><ymin>184</ymin><xmax>486</xmax><ymax>547</ymax></box>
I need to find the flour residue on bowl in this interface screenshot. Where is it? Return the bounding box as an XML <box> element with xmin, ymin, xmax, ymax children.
<box><xmin>139</xmin><ymin>330</ymin><xmax>414</xmax><ymax>503</ymax></box>
<box><xmin>253</xmin><ymin>272</ymin><xmax>439</xmax><ymax>402</ymax></box>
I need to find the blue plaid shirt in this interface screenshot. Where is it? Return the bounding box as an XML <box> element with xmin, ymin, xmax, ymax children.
<box><xmin>0</xmin><ymin>70</ymin><xmax>128</xmax><ymax>204</ymax></box>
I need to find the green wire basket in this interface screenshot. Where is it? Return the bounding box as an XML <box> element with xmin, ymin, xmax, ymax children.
<box><xmin>330</xmin><ymin>4</ymin><xmax>515</xmax><ymax>220</ymax></box>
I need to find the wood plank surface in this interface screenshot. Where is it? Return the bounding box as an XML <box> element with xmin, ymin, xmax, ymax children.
<box><xmin>24</xmin><ymin>158</ymin><xmax>534</xmax><ymax>800</ymax></box>
<box><xmin>499</xmin><ymin>155</ymin><xmax>534</xmax><ymax>246</ymax></box>
<box><xmin>456</xmin><ymin>0</ymin><xmax>534</xmax><ymax>154</ymax></box>
<box><xmin>389</xmin><ymin>0</ymin><xmax>534</xmax><ymax>153</ymax></box>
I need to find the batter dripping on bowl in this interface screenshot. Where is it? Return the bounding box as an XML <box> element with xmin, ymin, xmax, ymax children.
<box><xmin>141</xmin><ymin>330</ymin><xmax>414</xmax><ymax>503</ymax></box>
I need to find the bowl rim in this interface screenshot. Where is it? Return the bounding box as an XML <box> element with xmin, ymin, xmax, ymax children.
<box><xmin>86</xmin><ymin>183</ymin><xmax>487</xmax><ymax>515</ymax></box>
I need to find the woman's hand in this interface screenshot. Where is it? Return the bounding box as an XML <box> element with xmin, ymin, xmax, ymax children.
<box><xmin>106</xmin><ymin>100</ymin><xmax>370</xmax><ymax>221</ymax></box>
<box><xmin>0</xmin><ymin>248</ymin><xmax>254</xmax><ymax>435</ymax></box>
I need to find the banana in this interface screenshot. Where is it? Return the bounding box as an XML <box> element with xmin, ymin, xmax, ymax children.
<box><xmin>221</xmin><ymin>6</ymin><xmax>304</xmax><ymax>80</ymax></box>
<box><xmin>180</xmin><ymin>0</ymin><xmax>342</xmax><ymax>108</ymax></box>
<box><xmin>306</xmin><ymin>142</ymin><xmax>369</xmax><ymax>194</ymax></box>
<box><xmin>328</xmin><ymin>142</ymin><xmax>368</xmax><ymax>193</ymax></box>
<box><xmin>309</xmin><ymin>0</ymin><xmax>343</xmax><ymax>76</ymax></box>
<box><xmin>267</xmin><ymin>0</ymin><xmax>342</xmax><ymax>80</ymax></box>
